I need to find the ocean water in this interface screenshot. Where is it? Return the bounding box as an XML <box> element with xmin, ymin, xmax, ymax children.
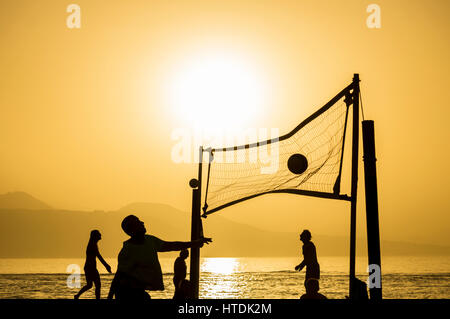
<box><xmin>0</xmin><ymin>256</ymin><xmax>449</xmax><ymax>299</ymax></box>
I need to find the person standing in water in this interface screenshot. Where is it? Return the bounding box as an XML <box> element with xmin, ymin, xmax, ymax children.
<box><xmin>173</xmin><ymin>249</ymin><xmax>190</xmax><ymax>299</ymax></box>
<box><xmin>74</xmin><ymin>230</ymin><xmax>112</xmax><ymax>299</ymax></box>
<box><xmin>295</xmin><ymin>229</ymin><xmax>320</xmax><ymax>287</ymax></box>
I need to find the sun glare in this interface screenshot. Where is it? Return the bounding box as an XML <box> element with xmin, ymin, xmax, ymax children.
<box><xmin>201</xmin><ymin>258</ymin><xmax>239</xmax><ymax>275</ymax></box>
<box><xmin>168</xmin><ymin>53</ymin><xmax>267</xmax><ymax>132</ymax></box>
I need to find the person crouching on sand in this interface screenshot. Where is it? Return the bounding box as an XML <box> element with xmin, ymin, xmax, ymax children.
<box><xmin>300</xmin><ymin>278</ymin><xmax>327</xmax><ymax>299</ymax></box>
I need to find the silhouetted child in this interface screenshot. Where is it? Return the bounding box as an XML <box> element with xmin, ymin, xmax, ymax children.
<box><xmin>295</xmin><ymin>229</ymin><xmax>320</xmax><ymax>287</ymax></box>
<box><xmin>300</xmin><ymin>278</ymin><xmax>327</xmax><ymax>299</ymax></box>
<box><xmin>173</xmin><ymin>249</ymin><xmax>189</xmax><ymax>299</ymax></box>
<box><xmin>74</xmin><ymin>230</ymin><xmax>111</xmax><ymax>299</ymax></box>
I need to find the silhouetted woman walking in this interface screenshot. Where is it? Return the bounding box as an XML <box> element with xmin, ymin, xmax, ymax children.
<box><xmin>295</xmin><ymin>229</ymin><xmax>320</xmax><ymax>287</ymax></box>
<box><xmin>74</xmin><ymin>230</ymin><xmax>111</xmax><ymax>299</ymax></box>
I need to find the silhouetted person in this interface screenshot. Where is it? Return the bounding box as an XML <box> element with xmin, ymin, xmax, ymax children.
<box><xmin>350</xmin><ymin>277</ymin><xmax>369</xmax><ymax>300</ymax></box>
<box><xmin>295</xmin><ymin>229</ymin><xmax>320</xmax><ymax>287</ymax></box>
<box><xmin>74</xmin><ymin>230</ymin><xmax>111</xmax><ymax>299</ymax></box>
<box><xmin>176</xmin><ymin>279</ymin><xmax>194</xmax><ymax>299</ymax></box>
<box><xmin>173</xmin><ymin>249</ymin><xmax>192</xmax><ymax>299</ymax></box>
<box><xmin>173</xmin><ymin>250</ymin><xmax>188</xmax><ymax>296</ymax></box>
<box><xmin>300</xmin><ymin>278</ymin><xmax>327</xmax><ymax>300</ymax></box>
<box><xmin>107</xmin><ymin>215</ymin><xmax>211</xmax><ymax>300</ymax></box>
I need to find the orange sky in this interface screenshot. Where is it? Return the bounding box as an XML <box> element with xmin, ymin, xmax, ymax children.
<box><xmin>1</xmin><ymin>0</ymin><xmax>449</xmax><ymax>247</ymax></box>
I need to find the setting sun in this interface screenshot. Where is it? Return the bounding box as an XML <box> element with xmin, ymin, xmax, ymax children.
<box><xmin>168</xmin><ymin>52</ymin><xmax>267</xmax><ymax>131</ymax></box>
<box><xmin>0</xmin><ymin>0</ymin><xmax>449</xmax><ymax>303</ymax></box>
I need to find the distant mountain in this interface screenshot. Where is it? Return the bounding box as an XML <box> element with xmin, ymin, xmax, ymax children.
<box><xmin>0</xmin><ymin>192</ymin><xmax>52</xmax><ymax>210</ymax></box>
<box><xmin>0</xmin><ymin>200</ymin><xmax>448</xmax><ymax>258</ymax></box>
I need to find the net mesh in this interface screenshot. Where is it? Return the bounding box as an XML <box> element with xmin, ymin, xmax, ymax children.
<box><xmin>203</xmin><ymin>86</ymin><xmax>353</xmax><ymax>215</ymax></box>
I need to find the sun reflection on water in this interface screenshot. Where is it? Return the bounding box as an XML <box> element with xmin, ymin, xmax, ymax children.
<box><xmin>201</xmin><ymin>258</ymin><xmax>239</xmax><ymax>275</ymax></box>
<box><xmin>200</xmin><ymin>258</ymin><xmax>244</xmax><ymax>298</ymax></box>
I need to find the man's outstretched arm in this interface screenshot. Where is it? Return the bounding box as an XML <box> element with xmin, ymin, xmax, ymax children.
<box><xmin>159</xmin><ymin>237</ymin><xmax>212</xmax><ymax>252</ymax></box>
<box><xmin>295</xmin><ymin>260</ymin><xmax>306</xmax><ymax>271</ymax></box>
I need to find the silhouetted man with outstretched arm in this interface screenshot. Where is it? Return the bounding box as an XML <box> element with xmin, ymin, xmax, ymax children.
<box><xmin>108</xmin><ymin>215</ymin><xmax>211</xmax><ymax>300</ymax></box>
